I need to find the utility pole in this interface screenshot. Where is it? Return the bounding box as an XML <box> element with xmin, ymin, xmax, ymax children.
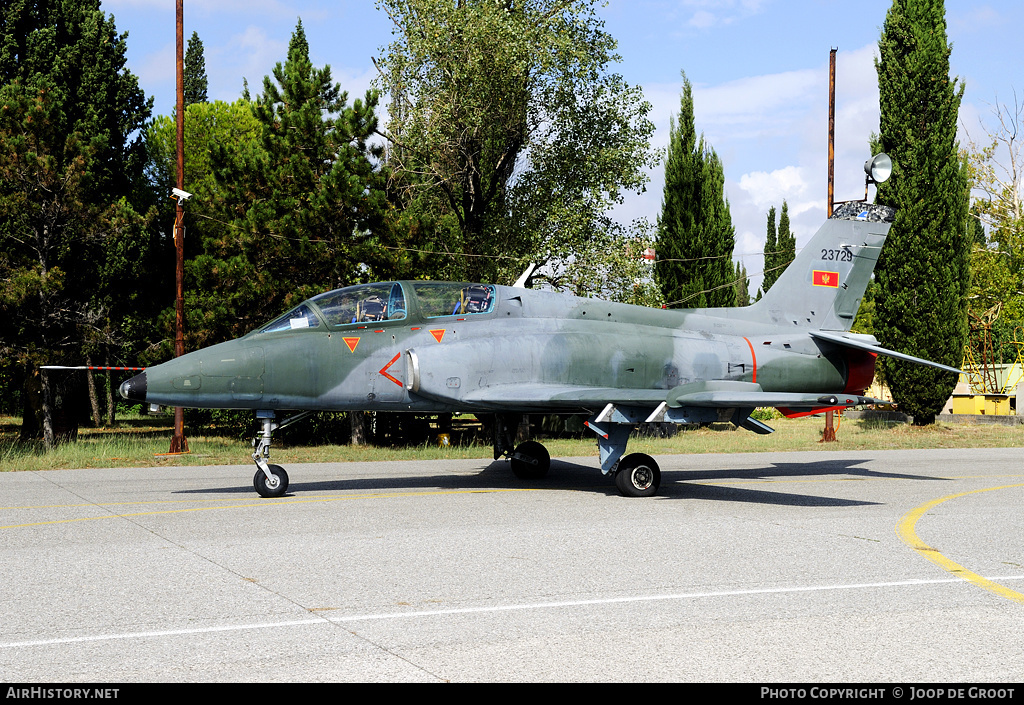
<box><xmin>169</xmin><ymin>0</ymin><xmax>189</xmax><ymax>454</ymax></box>
<box><xmin>822</xmin><ymin>47</ymin><xmax>838</xmax><ymax>443</ymax></box>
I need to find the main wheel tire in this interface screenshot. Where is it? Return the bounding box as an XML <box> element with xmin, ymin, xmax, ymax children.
<box><xmin>254</xmin><ymin>464</ymin><xmax>289</xmax><ymax>498</ymax></box>
<box><xmin>510</xmin><ymin>440</ymin><xmax>550</xmax><ymax>480</ymax></box>
<box><xmin>614</xmin><ymin>453</ymin><xmax>661</xmax><ymax>497</ymax></box>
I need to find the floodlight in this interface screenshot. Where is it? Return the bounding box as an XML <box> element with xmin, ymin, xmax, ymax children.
<box><xmin>864</xmin><ymin>153</ymin><xmax>892</xmax><ymax>184</ymax></box>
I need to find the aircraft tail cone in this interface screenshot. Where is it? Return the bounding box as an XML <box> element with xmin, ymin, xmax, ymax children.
<box><xmin>119</xmin><ymin>372</ymin><xmax>147</xmax><ymax>402</ymax></box>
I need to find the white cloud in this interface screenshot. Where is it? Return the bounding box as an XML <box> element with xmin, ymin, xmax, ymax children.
<box><xmin>210</xmin><ymin>26</ymin><xmax>290</xmax><ymax>99</ymax></box>
<box><xmin>689</xmin><ymin>10</ymin><xmax>716</xmax><ymax>28</ymax></box>
<box><xmin>629</xmin><ymin>41</ymin><xmax>884</xmax><ymax>292</ymax></box>
<box><xmin>675</xmin><ymin>0</ymin><xmax>770</xmax><ymax>30</ymax></box>
<box><xmin>737</xmin><ymin>166</ymin><xmax>809</xmax><ymax>209</ymax></box>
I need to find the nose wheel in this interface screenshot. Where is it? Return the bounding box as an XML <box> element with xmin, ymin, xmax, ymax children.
<box><xmin>254</xmin><ymin>464</ymin><xmax>289</xmax><ymax>498</ymax></box>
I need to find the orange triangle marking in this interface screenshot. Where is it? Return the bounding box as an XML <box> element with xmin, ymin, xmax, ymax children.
<box><xmin>343</xmin><ymin>337</ymin><xmax>360</xmax><ymax>353</ymax></box>
<box><xmin>430</xmin><ymin>329</ymin><xmax>446</xmax><ymax>343</ymax></box>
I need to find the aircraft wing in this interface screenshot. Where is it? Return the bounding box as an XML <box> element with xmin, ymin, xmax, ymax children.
<box><xmin>455</xmin><ymin>384</ymin><xmax>669</xmax><ymax>409</ymax></box>
<box><xmin>810</xmin><ymin>330</ymin><xmax>962</xmax><ymax>375</ymax></box>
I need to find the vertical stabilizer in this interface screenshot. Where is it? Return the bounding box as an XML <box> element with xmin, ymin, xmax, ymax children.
<box><xmin>734</xmin><ymin>203</ymin><xmax>894</xmax><ymax>331</ymax></box>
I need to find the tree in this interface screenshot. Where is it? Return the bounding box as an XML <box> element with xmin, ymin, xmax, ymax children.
<box><xmin>0</xmin><ymin>0</ymin><xmax>152</xmax><ymax>204</ymax></box>
<box><xmin>206</xmin><ymin>20</ymin><xmax>388</xmax><ymax>337</ymax></box>
<box><xmin>184</xmin><ymin>31</ymin><xmax>208</xmax><ymax>106</ymax></box>
<box><xmin>147</xmin><ymin>99</ymin><xmax>263</xmax><ymax>349</ymax></box>
<box><xmin>0</xmin><ymin>1</ymin><xmax>154</xmax><ymax>444</ymax></box>
<box><xmin>874</xmin><ymin>0</ymin><xmax>970</xmax><ymax>425</ymax></box>
<box><xmin>762</xmin><ymin>201</ymin><xmax>796</xmax><ymax>293</ymax></box>
<box><xmin>374</xmin><ymin>0</ymin><xmax>658</xmax><ymax>291</ymax></box>
<box><xmin>734</xmin><ymin>260</ymin><xmax>750</xmax><ymax>306</ymax></box>
<box><xmin>762</xmin><ymin>206</ymin><xmax>778</xmax><ymax>291</ymax></box>
<box><xmin>776</xmin><ymin>200</ymin><xmax>796</xmax><ymax>277</ymax></box>
<box><xmin>655</xmin><ymin>73</ymin><xmax>736</xmax><ymax>308</ymax></box>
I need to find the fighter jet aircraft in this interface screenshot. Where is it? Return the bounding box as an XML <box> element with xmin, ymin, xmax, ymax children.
<box><xmin>119</xmin><ymin>184</ymin><xmax>958</xmax><ymax>498</ymax></box>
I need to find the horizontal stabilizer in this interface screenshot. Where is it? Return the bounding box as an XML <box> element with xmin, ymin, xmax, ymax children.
<box><xmin>809</xmin><ymin>330</ymin><xmax>962</xmax><ymax>375</ymax></box>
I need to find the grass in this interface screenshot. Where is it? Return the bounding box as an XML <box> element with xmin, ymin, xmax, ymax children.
<box><xmin>4</xmin><ymin>411</ymin><xmax>1024</xmax><ymax>473</ymax></box>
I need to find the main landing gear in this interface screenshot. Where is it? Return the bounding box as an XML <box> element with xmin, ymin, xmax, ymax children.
<box><xmin>251</xmin><ymin>410</ymin><xmax>312</xmax><ymax>498</ymax></box>
<box><xmin>492</xmin><ymin>414</ymin><xmax>551</xmax><ymax>480</ymax></box>
<box><xmin>492</xmin><ymin>412</ymin><xmax>663</xmax><ymax>497</ymax></box>
<box><xmin>613</xmin><ymin>453</ymin><xmax>661</xmax><ymax>498</ymax></box>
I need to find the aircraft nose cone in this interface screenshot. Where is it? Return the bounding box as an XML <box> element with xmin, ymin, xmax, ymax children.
<box><xmin>119</xmin><ymin>372</ymin><xmax>147</xmax><ymax>402</ymax></box>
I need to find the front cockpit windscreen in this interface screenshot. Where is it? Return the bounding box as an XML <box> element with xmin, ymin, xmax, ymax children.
<box><xmin>413</xmin><ymin>282</ymin><xmax>495</xmax><ymax>317</ymax></box>
<box><xmin>309</xmin><ymin>282</ymin><xmax>407</xmax><ymax>326</ymax></box>
<box><xmin>258</xmin><ymin>304</ymin><xmax>323</xmax><ymax>333</ymax></box>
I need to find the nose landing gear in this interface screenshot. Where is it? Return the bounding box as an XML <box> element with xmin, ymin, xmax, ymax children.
<box><xmin>251</xmin><ymin>410</ymin><xmax>312</xmax><ymax>497</ymax></box>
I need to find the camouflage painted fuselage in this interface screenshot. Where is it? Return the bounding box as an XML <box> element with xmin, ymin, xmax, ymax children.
<box><xmin>121</xmin><ymin>204</ymin><xmax>901</xmax><ymax>415</ymax></box>
<box><xmin>124</xmin><ymin>286</ymin><xmax>872</xmax><ymax>415</ymax></box>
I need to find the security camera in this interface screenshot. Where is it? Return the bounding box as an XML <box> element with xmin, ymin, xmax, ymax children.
<box><xmin>171</xmin><ymin>188</ymin><xmax>193</xmax><ymax>202</ymax></box>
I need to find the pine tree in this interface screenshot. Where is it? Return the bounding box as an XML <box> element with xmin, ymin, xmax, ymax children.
<box><xmin>184</xmin><ymin>31</ymin><xmax>208</xmax><ymax>106</ymax></box>
<box><xmin>0</xmin><ymin>0</ymin><xmax>155</xmax><ymax>445</ymax></box>
<box><xmin>210</xmin><ymin>20</ymin><xmax>387</xmax><ymax>335</ymax></box>
<box><xmin>656</xmin><ymin>72</ymin><xmax>736</xmax><ymax>308</ymax></box>
<box><xmin>874</xmin><ymin>0</ymin><xmax>970</xmax><ymax>425</ymax></box>
<box><xmin>0</xmin><ymin>0</ymin><xmax>152</xmax><ymax>200</ymax></box>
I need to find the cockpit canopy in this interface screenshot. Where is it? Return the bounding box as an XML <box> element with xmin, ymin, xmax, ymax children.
<box><xmin>257</xmin><ymin>281</ymin><xmax>496</xmax><ymax>334</ymax></box>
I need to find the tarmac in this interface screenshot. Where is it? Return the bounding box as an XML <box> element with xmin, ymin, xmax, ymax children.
<box><xmin>2</xmin><ymin>447</ymin><xmax>1023</xmax><ymax>682</ymax></box>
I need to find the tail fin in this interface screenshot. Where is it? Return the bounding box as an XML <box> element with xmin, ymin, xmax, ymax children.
<box><xmin>737</xmin><ymin>202</ymin><xmax>894</xmax><ymax>331</ymax></box>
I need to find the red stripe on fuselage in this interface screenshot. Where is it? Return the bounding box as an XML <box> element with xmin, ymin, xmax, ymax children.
<box><xmin>742</xmin><ymin>337</ymin><xmax>757</xmax><ymax>383</ymax></box>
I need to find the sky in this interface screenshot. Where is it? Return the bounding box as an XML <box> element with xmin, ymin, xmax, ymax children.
<box><xmin>104</xmin><ymin>0</ymin><xmax>1024</xmax><ymax>292</ymax></box>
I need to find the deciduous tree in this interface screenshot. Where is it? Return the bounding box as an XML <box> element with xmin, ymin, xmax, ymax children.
<box><xmin>374</xmin><ymin>0</ymin><xmax>658</xmax><ymax>292</ymax></box>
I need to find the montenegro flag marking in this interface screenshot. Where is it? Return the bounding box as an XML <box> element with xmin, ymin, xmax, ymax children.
<box><xmin>812</xmin><ymin>270</ymin><xmax>839</xmax><ymax>288</ymax></box>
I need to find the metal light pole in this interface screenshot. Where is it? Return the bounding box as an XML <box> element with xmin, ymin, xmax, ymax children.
<box><xmin>169</xmin><ymin>0</ymin><xmax>189</xmax><ymax>454</ymax></box>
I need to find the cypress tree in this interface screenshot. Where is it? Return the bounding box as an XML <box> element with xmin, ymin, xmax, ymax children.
<box><xmin>656</xmin><ymin>72</ymin><xmax>736</xmax><ymax>308</ymax></box>
<box><xmin>874</xmin><ymin>0</ymin><xmax>970</xmax><ymax>425</ymax></box>
<box><xmin>776</xmin><ymin>200</ymin><xmax>796</xmax><ymax>276</ymax></box>
<box><xmin>734</xmin><ymin>261</ymin><xmax>750</xmax><ymax>306</ymax></box>
<box><xmin>184</xmin><ymin>31</ymin><xmax>208</xmax><ymax>106</ymax></box>
<box><xmin>762</xmin><ymin>206</ymin><xmax>778</xmax><ymax>291</ymax></box>
<box><xmin>763</xmin><ymin>201</ymin><xmax>796</xmax><ymax>292</ymax></box>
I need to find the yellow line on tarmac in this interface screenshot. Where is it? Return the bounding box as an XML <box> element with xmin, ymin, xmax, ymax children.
<box><xmin>896</xmin><ymin>483</ymin><xmax>1024</xmax><ymax>605</ymax></box>
<box><xmin>0</xmin><ymin>488</ymin><xmax>543</xmax><ymax>530</ymax></box>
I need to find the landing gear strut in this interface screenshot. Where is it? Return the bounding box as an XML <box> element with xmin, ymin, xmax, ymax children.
<box><xmin>585</xmin><ymin>404</ymin><xmax>671</xmax><ymax>497</ymax></box>
<box><xmin>251</xmin><ymin>410</ymin><xmax>312</xmax><ymax>497</ymax></box>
